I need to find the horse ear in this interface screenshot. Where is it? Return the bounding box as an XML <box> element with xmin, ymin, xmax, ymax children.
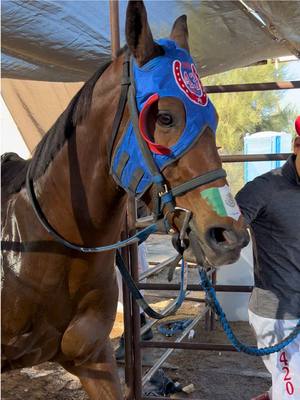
<box><xmin>125</xmin><ymin>0</ymin><xmax>163</xmax><ymax>66</ymax></box>
<box><xmin>170</xmin><ymin>15</ymin><xmax>190</xmax><ymax>53</ymax></box>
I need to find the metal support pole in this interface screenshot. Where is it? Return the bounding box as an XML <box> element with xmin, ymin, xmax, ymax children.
<box><xmin>128</xmin><ymin>199</ymin><xmax>143</xmax><ymax>400</ymax></box>
<box><xmin>139</xmin><ymin>256</ymin><xmax>177</xmax><ymax>281</ymax></box>
<box><xmin>109</xmin><ymin>0</ymin><xmax>120</xmax><ymax>59</ymax></box>
<box><xmin>122</xmin><ymin>231</ymin><xmax>135</xmax><ymax>400</ymax></box>
<box><xmin>141</xmin><ymin>342</ymin><xmax>237</xmax><ymax>351</ymax></box>
<box><xmin>221</xmin><ymin>153</ymin><xmax>291</xmax><ymax>163</ymax></box>
<box><xmin>138</xmin><ymin>283</ymin><xmax>253</xmax><ymax>292</ymax></box>
<box><xmin>121</xmin><ymin>227</ymin><xmax>134</xmax><ymax>400</ymax></box>
<box><xmin>205</xmin><ymin>80</ymin><xmax>300</xmax><ymax>93</ymax></box>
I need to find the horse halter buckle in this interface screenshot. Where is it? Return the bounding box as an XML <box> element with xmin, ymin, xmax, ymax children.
<box><xmin>158</xmin><ymin>184</ymin><xmax>169</xmax><ymax>197</ymax></box>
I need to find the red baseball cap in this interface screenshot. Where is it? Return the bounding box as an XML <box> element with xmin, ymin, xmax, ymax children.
<box><xmin>295</xmin><ymin>116</ymin><xmax>300</xmax><ymax>136</ymax></box>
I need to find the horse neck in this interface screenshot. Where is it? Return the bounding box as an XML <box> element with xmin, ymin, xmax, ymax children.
<box><xmin>36</xmin><ymin>56</ymin><xmax>128</xmax><ymax>246</ymax></box>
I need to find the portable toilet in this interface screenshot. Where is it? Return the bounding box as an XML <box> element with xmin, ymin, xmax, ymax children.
<box><xmin>244</xmin><ymin>131</ymin><xmax>292</xmax><ymax>183</ymax></box>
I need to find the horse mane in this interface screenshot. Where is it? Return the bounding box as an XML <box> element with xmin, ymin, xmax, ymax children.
<box><xmin>30</xmin><ymin>59</ymin><xmax>113</xmax><ymax>179</ymax></box>
<box><xmin>1</xmin><ymin>59</ymin><xmax>112</xmax><ymax>196</ymax></box>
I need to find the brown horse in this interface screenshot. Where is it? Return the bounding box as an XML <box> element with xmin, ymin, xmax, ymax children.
<box><xmin>1</xmin><ymin>2</ymin><xmax>249</xmax><ymax>399</ymax></box>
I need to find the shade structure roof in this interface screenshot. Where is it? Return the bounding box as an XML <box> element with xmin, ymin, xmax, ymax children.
<box><xmin>2</xmin><ymin>0</ymin><xmax>300</xmax><ymax>81</ymax></box>
<box><xmin>1</xmin><ymin>1</ymin><xmax>300</xmax><ymax>154</ymax></box>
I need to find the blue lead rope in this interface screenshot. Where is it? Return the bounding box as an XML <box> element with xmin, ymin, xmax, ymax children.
<box><xmin>116</xmin><ymin>251</ymin><xmax>187</xmax><ymax>319</ymax></box>
<box><xmin>198</xmin><ymin>268</ymin><xmax>300</xmax><ymax>356</ymax></box>
<box><xmin>158</xmin><ymin>319</ymin><xmax>193</xmax><ymax>337</ymax></box>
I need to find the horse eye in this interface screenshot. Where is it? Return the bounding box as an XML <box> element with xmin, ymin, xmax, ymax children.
<box><xmin>157</xmin><ymin>112</ymin><xmax>173</xmax><ymax>127</ymax></box>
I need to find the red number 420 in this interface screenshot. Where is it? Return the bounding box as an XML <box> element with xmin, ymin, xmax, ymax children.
<box><xmin>279</xmin><ymin>351</ymin><xmax>294</xmax><ymax>395</ymax></box>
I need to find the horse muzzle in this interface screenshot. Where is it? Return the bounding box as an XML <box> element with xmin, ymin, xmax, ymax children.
<box><xmin>184</xmin><ymin>219</ymin><xmax>250</xmax><ymax>267</ymax></box>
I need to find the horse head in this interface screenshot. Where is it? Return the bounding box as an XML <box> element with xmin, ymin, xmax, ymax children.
<box><xmin>112</xmin><ymin>1</ymin><xmax>249</xmax><ymax>266</ymax></box>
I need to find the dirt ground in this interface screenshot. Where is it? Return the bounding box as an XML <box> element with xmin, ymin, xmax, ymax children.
<box><xmin>1</xmin><ymin>320</ymin><xmax>271</xmax><ymax>400</ymax></box>
<box><xmin>1</xmin><ymin>236</ymin><xmax>271</xmax><ymax>400</ymax></box>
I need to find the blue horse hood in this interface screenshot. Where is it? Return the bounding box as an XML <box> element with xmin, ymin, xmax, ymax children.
<box><xmin>111</xmin><ymin>39</ymin><xmax>218</xmax><ymax>196</ymax></box>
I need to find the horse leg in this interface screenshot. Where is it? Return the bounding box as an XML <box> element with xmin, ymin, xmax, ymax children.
<box><xmin>59</xmin><ymin>291</ymin><xmax>121</xmax><ymax>400</ymax></box>
<box><xmin>61</xmin><ymin>340</ymin><xmax>122</xmax><ymax>400</ymax></box>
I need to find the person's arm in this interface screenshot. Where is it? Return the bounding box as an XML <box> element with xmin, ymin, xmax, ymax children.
<box><xmin>235</xmin><ymin>175</ymin><xmax>270</xmax><ymax>225</ymax></box>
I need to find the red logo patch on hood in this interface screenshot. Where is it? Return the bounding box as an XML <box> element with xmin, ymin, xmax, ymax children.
<box><xmin>173</xmin><ymin>60</ymin><xmax>208</xmax><ymax>106</ymax></box>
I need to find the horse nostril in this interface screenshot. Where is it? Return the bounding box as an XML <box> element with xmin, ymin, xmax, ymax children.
<box><xmin>223</xmin><ymin>230</ymin><xmax>239</xmax><ymax>245</ymax></box>
<box><xmin>207</xmin><ymin>227</ymin><xmax>249</xmax><ymax>252</ymax></box>
<box><xmin>208</xmin><ymin>227</ymin><xmax>240</xmax><ymax>248</ymax></box>
<box><xmin>209</xmin><ymin>227</ymin><xmax>227</xmax><ymax>244</ymax></box>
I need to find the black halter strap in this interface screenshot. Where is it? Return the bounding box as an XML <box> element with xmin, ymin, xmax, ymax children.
<box><xmin>106</xmin><ymin>52</ymin><xmax>131</xmax><ymax>165</ymax></box>
<box><xmin>162</xmin><ymin>168</ymin><xmax>227</xmax><ymax>203</ymax></box>
<box><xmin>127</xmin><ymin>59</ymin><xmax>176</xmax><ymax>219</ymax></box>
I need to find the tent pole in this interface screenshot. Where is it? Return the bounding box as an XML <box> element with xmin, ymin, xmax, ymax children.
<box><xmin>109</xmin><ymin>0</ymin><xmax>120</xmax><ymax>59</ymax></box>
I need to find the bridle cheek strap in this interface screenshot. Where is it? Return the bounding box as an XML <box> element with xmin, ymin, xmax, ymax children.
<box><xmin>138</xmin><ymin>93</ymin><xmax>171</xmax><ymax>156</ymax></box>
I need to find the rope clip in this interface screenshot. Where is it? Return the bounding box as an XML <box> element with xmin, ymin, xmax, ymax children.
<box><xmin>178</xmin><ymin>207</ymin><xmax>192</xmax><ymax>250</ymax></box>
